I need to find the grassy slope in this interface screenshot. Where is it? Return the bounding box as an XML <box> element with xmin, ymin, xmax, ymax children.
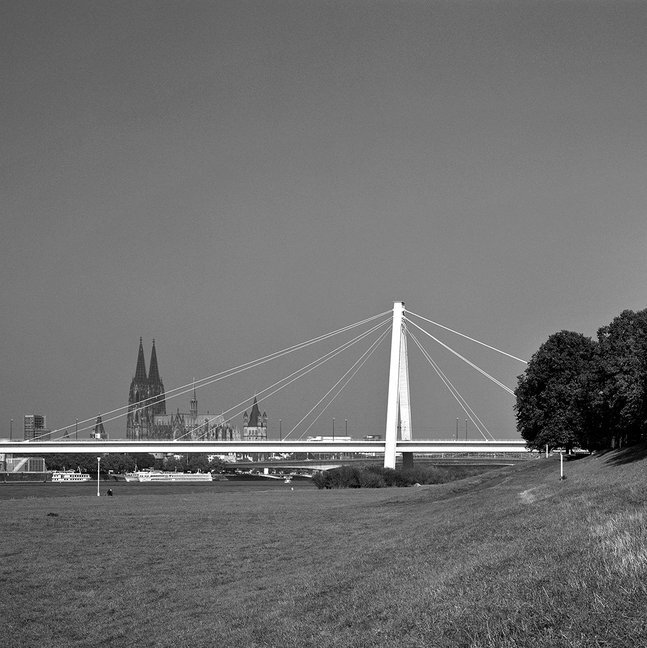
<box><xmin>1</xmin><ymin>452</ymin><xmax>646</xmax><ymax>648</ymax></box>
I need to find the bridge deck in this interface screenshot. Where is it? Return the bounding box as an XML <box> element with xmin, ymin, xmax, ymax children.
<box><xmin>0</xmin><ymin>440</ymin><xmax>528</xmax><ymax>455</ymax></box>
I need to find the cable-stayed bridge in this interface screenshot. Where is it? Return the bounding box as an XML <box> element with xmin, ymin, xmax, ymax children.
<box><xmin>1</xmin><ymin>439</ymin><xmax>527</xmax><ymax>458</ymax></box>
<box><xmin>5</xmin><ymin>302</ymin><xmax>529</xmax><ymax>466</ymax></box>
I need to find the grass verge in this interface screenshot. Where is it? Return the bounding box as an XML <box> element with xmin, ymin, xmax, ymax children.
<box><xmin>2</xmin><ymin>452</ymin><xmax>646</xmax><ymax>647</ymax></box>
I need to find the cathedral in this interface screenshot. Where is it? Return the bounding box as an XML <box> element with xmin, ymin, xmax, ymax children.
<box><xmin>126</xmin><ymin>339</ymin><xmax>239</xmax><ymax>441</ymax></box>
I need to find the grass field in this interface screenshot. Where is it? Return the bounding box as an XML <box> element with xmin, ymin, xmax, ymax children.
<box><xmin>2</xmin><ymin>451</ymin><xmax>646</xmax><ymax>647</ymax></box>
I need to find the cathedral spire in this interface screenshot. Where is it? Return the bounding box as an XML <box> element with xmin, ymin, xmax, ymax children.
<box><xmin>148</xmin><ymin>339</ymin><xmax>166</xmax><ymax>417</ymax></box>
<box><xmin>190</xmin><ymin>378</ymin><xmax>198</xmax><ymax>418</ymax></box>
<box><xmin>149</xmin><ymin>338</ymin><xmax>161</xmax><ymax>384</ymax></box>
<box><xmin>134</xmin><ymin>337</ymin><xmax>147</xmax><ymax>382</ymax></box>
<box><xmin>248</xmin><ymin>397</ymin><xmax>261</xmax><ymax>427</ymax></box>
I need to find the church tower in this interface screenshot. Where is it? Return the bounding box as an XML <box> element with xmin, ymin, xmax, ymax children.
<box><xmin>92</xmin><ymin>415</ymin><xmax>107</xmax><ymax>440</ymax></box>
<box><xmin>242</xmin><ymin>397</ymin><xmax>268</xmax><ymax>441</ymax></box>
<box><xmin>148</xmin><ymin>339</ymin><xmax>166</xmax><ymax>418</ymax></box>
<box><xmin>126</xmin><ymin>338</ymin><xmax>166</xmax><ymax>439</ymax></box>
<box><xmin>189</xmin><ymin>381</ymin><xmax>198</xmax><ymax>419</ymax></box>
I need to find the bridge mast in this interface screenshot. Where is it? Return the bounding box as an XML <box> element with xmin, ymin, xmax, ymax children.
<box><xmin>384</xmin><ymin>301</ymin><xmax>412</xmax><ymax>468</ymax></box>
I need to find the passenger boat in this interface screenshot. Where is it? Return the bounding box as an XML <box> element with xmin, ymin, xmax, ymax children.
<box><xmin>124</xmin><ymin>471</ymin><xmax>213</xmax><ymax>483</ymax></box>
<box><xmin>52</xmin><ymin>471</ymin><xmax>91</xmax><ymax>483</ymax></box>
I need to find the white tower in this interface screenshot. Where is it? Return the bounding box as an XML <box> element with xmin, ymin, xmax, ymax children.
<box><xmin>384</xmin><ymin>301</ymin><xmax>413</xmax><ymax>468</ymax></box>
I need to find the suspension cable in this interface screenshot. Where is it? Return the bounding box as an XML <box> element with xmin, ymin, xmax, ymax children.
<box><xmin>181</xmin><ymin>318</ymin><xmax>391</xmax><ymax>441</ymax></box>
<box><xmin>287</xmin><ymin>326</ymin><xmax>390</xmax><ymax>440</ymax></box>
<box><xmin>409</xmin><ymin>332</ymin><xmax>494</xmax><ymax>441</ymax></box>
<box><xmin>405</xmin><ymin>317</ymin><xmax>516</xmax><ymax>396</ymax></box>
<box><xmin>50</xmin><ymin>310</ymin><xmax>391</xmax><ymax>440</ymax></box>
<box><xmin>406</xmin><ymin>309</ymin><xmax>527</xmax><ymax>364</ymax></box>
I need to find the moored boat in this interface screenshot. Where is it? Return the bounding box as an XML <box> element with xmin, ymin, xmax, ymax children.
<box><xmin>52</xmin><ymin>471</ymin><xmax>91</xmax><ymax>483</ymax></box>
<box><xmin>124</xmin><ymin>471</ymin><xmax>213</xmax><ymax>483</ymax></box>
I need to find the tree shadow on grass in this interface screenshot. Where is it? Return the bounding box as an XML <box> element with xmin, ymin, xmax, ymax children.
<box><xmin>599</xmin><ymin>443</ymin><xmax>647</xmax><ymax>466</ymax></box>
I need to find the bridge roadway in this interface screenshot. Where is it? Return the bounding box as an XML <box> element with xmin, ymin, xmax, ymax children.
<box><xmin>0</xmin><ymin>439</ymin><xmax>528</xmax><ymax>456</ymax></box>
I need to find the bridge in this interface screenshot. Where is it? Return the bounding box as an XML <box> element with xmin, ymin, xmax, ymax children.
<box><xmin>0</xmin><ymin>439</ymin><xmax>527</xmax><ymax>457</ymax></box>
<box><xmin>6</xmin><ymin>302</ymin><xmax>529</xmax><ymax>467</ymax></box>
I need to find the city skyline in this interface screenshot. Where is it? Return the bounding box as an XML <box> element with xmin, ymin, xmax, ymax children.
<box><xmin>3</xmin><ymin>1</ymin><xmax>647</xmax><ymax>440</ymax></box>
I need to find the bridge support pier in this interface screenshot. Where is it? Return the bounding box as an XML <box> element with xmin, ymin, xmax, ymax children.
<box><xmin>402</xmin><ymin>452</ymin><xmax>414</xmax><ymax>470</ymax></box>
<box><xmin>384</xmin><ymin>301</ymin><xmax>412</xmax><ymax>469</ymax></box>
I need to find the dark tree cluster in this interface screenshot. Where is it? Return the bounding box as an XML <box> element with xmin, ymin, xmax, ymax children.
<box><xmin>515</xmin><ymin>309</ymin><xmax>647</xmax><ymax>451</ymax></box>
<box><xmin>312</xmin><ymin>464</ymin><xmax>458</xmax><ymax>489</ymax></box>
<box><xmin>45</xmin><ymin>453</ymin><xmax>157</xmax><ymax>473</ymax></box>
<box><xmin>45</xmin><ymin>453</ymin><xmax>225</xmax><ymax>474</ymax></box>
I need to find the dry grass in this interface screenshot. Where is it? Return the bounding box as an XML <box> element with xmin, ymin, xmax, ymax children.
<box><xmin>2</xmin><ymin>454</ymin><xmax>647</xmax><ymax>647</ymax></box>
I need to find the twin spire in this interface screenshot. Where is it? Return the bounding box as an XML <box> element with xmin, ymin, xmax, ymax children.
<box><xmin>127</xmin><ymin>338</ymin><xmax>167</xmax><ymax>438</ymax></box>
<box><xmin>134</xmin><ymin>337</ymin><xmax>161</xmax><ymax>384</ymax></box>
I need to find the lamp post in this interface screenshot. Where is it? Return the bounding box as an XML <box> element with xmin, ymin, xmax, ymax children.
<box><xmin>10</xmin><ymin>418</ymin><xmax>13</xmax><ymax>441</ymax></box>
<box><xmin>456</xmin><ymin>418</ymin><xmax>459</xmax><ymax>441</ymax></box>
<box><xmin>97</xmin><ymin>457</ymin><xmax>101</xmax><ymax>497</ymax></box>
<box><xmin>75</xmin><ymin>418</ymin><xmax>78</xmax><ymax>440</ymax></box>
<box><xmin>332</xmin><ymin>418</ymin><xmax>335</xmax><ymax>441</ymax></box>
<box><xmin>465</xmin><ymin>419</ymin><xmax>468</xmax><ymax>441</ymax></box>
<box><xmin>279</xmin><ymin>419</ymin><xmax>282</xmax><ymax>442</ymax></box>
<box><xmin>345</xmin><ymin>419</ymin><xmax>348</xmax><ymax>436</ymax></box>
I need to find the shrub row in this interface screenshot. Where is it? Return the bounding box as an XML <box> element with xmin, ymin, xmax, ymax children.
<box><xmin>311</xmin><ymin>464</ymin><xmax>460</xmax><ymax>489</ymax></box>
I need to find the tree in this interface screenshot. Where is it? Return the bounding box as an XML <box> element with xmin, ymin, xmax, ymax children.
<box><xmin>164</xmin><ymin>455</ymin><xmax>186</xmax><ymax>472</ymax></box>
<box><xmin>132</xmin><ymin>453</ymin><xmax>156</xmax><ymax>470</ymax></box>
<box><xmin>208</xmin><ymin>456</ymin><xmax>226</xmax><ymax>473</ymax></box>
<box><xmin>515</xmin><ymin>330</ymin><xmax>598</xmax><ymax>451</ymax></box>
<box><xmin>101</xmin><ymin>454</ymin><xmax>135</xmax><ymax>474</ymax></box>
<box><xmin>45</xmin><ymin>454</ymin><xmax>71</xmax><ymax>471</ymax></box>
<box><xmin>187</xmin><ymin>454</ymin><xmax>210</xmax><ymax>473</ymax></box>
<box><xmin>595</xmin><ymin>309</ymin><xmax>647</xmax><ymax>447</ymax></box>
<box><xmin>45</xmin><ymin>454</ymin><xmax>99</xmax><ymax>473</ymax></box>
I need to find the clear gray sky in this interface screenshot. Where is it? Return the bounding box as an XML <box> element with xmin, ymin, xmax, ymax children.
<box><xmin>3</xmin><ymin>0</ymin><xmax>646</xmax><ymax>440</ymax></box>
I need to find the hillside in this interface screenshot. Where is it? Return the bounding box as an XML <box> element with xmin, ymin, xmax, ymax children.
<box><xmin>2</xmin><ymin>451</ymin><xmax>646</xmax><ymax>647</ymax></box>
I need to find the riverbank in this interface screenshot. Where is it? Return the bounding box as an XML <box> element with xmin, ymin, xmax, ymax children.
<box><xmin>2</xmin><ymin>452</ymin><xmax>645</xmax><ymax>646</ymax></box>
<box><xmin>0</xmin><ymin>476</ymin><xmax>315</xmax><ymax>500</ymax></box>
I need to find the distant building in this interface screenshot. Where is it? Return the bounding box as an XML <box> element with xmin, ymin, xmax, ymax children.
<box><xmin>242</xmin><ymin>397</ymin><xmax>267</xmax><ymax>441</ymax></box>
<box><xmin>126</xmin><ymin>339</ymin><xmax>239</xmax><ymax>441</ymax></box>
<box><xmin>152</xmin><ymin>387</ymin><xmax>239</xmax><ymax>441</ymax></box>
<box><xmin>24</xmin><ymin>414</ymin><xmax>49</xmax><ymax>440</ymax></box>
<box><xmin>91</xmin><ymin>415</ymin><xmax>108</xmax><ymax>440</ymax></box>
<box><xmin>4</xmin><ymin>457</ymin><xmax>46</xmax><ymax>473</ymax></box>
<box><xmin>126</xmin><ymin>338</ymin><xmax>166</xmax><ymax>439</ymax></box>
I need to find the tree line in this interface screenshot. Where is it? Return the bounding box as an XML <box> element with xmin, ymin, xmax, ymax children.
<box><xmin>515</xmin><ymin>308</ymin><xmax>647</xmax><ymax>451</ymax></box>
<box><xmin>45</xmin><ymin>453</ymin><xmax>225</xmax><ymax>474</ymax></box>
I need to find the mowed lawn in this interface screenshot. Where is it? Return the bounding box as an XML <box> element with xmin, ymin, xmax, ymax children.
<box><xmin>2</xmin><ymin>453</ymin><xmax>647</xmax><ymax>648</ymax></box>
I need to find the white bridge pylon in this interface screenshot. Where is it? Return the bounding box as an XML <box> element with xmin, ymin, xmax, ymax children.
<box><xmin>384</xmin><ymin>301</ymin><xmax>412</xmax><ymax>469</ymax></box>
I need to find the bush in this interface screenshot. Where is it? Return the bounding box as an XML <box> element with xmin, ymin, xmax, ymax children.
<box><xmin>358</xmin><ymin>471</ymin><xmax>386</xmax><ymax>488</ymax></box>
<box><xmin>399</xmin><ymin>466</ymin><xmax>451</xmax><ymax>486</ymax></box>
<box><xmin>312</xmin><ymin>466</ymin><xmax>361</xmax><ymax>489</ymax></box>
<box><xmin>312</xmin><ymin>464</ymin><xmax>464</xmax><ymax>489</ymax></box>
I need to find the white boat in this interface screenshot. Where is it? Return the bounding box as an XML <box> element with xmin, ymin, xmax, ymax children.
<box><xmin>124</xmin><ymin>471</ymin><xmax>213</xmax><ymax>483</ymax></box>
<box><xmin>52</xmin><ymin>471</ymin><xmax>91</xmax><ymax>483</ymax></box>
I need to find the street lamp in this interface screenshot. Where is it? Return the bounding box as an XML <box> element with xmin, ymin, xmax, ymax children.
<box><xmin>279</xmin><ymin>419</ymin><xmax>282</xmax><ymax>442</ymax></box>
<box><xmin>97</xmin><ymin>457</ymin><xmax>101</xmax><ymax>497</ymax></box>
<box><xmin>345</xmin><ymin>418</ymin><xmax>348</xmax><ymax>435</ymax></box>
<box><xmin>76</xmin><ymin>418</ymin><xmax>78</xmax><ymax>440</ymax></box>
<box><xmin>332</xmin><ymin>417</ymin><xmax>335</xmax><ymax>441</ymax></box>
<box><xmin>10</xmin><ymin>418</ymin><xmax>13</xmax><ymax>441</ymax></box>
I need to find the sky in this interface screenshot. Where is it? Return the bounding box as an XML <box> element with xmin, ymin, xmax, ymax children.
<box><xmin>3</xmin><ymin>0</ymin><xmax>647</xmax><ymax>441</ymax></box>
